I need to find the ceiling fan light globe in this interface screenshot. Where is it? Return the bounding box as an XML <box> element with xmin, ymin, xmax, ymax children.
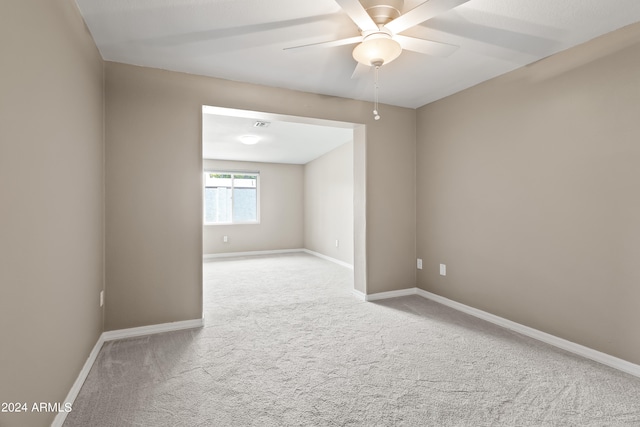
<box><xmin>352</xmin><ymin>37</ymin><xmax>402</xmax><ymax>66</ymax></box>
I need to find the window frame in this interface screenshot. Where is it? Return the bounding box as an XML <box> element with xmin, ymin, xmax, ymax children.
<box><xmin>203</xmin><ymin>170</ymin><xmax>261</xmax><ymax>225</ymax></box>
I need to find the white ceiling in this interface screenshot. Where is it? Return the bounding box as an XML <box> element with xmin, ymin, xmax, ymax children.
<box><xmin>76</xmin><ymin>0</ymin><xmax>640</xmax><ymax>109</ymax></box>
<box><xmin>202</xmin><ymin>106</ymin><xmax>354</xmax><ymax>164</ymax></box>
<box><xmin>75</xmin><ymin>0</ymin><xmax>640</xmax><ymax>164</ymax></box>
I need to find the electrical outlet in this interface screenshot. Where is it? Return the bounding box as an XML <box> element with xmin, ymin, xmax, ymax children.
<box><xmin>440</xmin><ymin>264</ymin><xmax>447</xmax><ymax>276</ymax></box>
<box><xmin>335</xmin><ymin>240</ymin><xmax>339</xmax><ymax>248</ymax></box>
<box><xmin>417</xmin><ymin>258</ymin><xmax>423</xmax><ymax>269</ymax></box>
<box><xmin>223</xmin><ymin>235</ymin><xmax>228</xmax><ymax>243</ymax></box>
<box><xmin>100</xmin><ymin>290</ymin><xmax>104</xmax><ymax>307</ymax></box>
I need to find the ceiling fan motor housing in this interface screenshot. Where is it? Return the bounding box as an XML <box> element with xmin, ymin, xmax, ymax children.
<box><xmin>361</xmin><ymin>0</ymin><xmax>404</xmax><ymax>26</ymax></box>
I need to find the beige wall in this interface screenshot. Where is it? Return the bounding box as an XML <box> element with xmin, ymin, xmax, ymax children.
<box><xmin>105</xmin><ymin>61</ymin><xmax>416</xmax><ymax>329</ymax></box>
<box><xmin>203</xmin><ymin>160</ymin><xmax>304</xmax><ymax>254</ymax></box>
<box><xmin>416</xmin><ymin>23</ymin><xmax>640</xmax><ymax>365</ymax></box>
<box><xmin>0</xmin><ymin>1</ymin><xmax>104</xmax><ymax>426</ymax></box>
<box><xmin>304</xmin><ymin>142</ymin><xmax>354</xmax><ymax>265</ymax></box>
<box><xmin>352</xmin><ymin>126</ymin><xmax>368</xmax><ymax>294</ymax></box>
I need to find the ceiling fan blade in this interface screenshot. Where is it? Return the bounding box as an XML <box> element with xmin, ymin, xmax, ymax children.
<box><xmin>424</xmin><ymin>12</ymin><xmax>561</xmax><ymax>58</ymax></box>
<box><xmin>395</xmin><ymin>35</ymin><xmax>458</xmax><ymax>57</ymax></box>
<box><xmin>385</xmin><ymin>0</ymin><xmax>470</xmax><ymax>34</ymax></box>
<box><xmin>335</xmin><ymin>0</ymin><xmax>378</xmax><ymax>32</ymax></box>
<box><xmin>284</xmin><ymin>36</ymin><xmax>362</xmax><ymax>51</ymax></box>
<box><xmin>351</xmin><ymin>62</ymin><xmax>371</xmax><ymax>79</ymax></box>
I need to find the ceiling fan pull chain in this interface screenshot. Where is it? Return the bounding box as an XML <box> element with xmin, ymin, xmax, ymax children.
<box><xmin>373</xmin><ymin>65</ymin><xmax>381</xmax><ymax>120</ymax></box>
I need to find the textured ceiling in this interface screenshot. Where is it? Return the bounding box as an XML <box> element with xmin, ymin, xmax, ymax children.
<box><xmin>76</xmin><ymin>0</ymin><xmax>640</xmax><ymax>164</ymax></box>
<box><xmin>76</xmin><ymin>0</ymin><xmax>640</xmax><ymax>109</ymax></box>
<box><xmin>202</xmin><ymin>107</ymin><xmax>354</xmax><ymax>164</ymax></box>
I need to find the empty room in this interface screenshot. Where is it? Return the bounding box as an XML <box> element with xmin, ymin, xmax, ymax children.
<box><xmin>1</xmin><ymin>1</ymin><xmax>640</xmax><ymax>426</ymax></box>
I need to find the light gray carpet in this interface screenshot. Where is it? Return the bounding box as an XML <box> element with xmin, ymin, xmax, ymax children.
<box><xmin>65</xmin><ymin>253</ymin><xmax>640</xmax><ymax>426</ymax></box>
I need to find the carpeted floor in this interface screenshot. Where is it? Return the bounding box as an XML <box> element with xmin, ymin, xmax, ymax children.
<box><xmin>64</xmin><ymin>252</ymin><xmax>640</xmax><ymax>426</ymax></box>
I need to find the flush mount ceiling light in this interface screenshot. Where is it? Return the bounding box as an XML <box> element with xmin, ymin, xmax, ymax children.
<box><xmin>239</xmin><ymin>135</ymin><xmax>259</xmax><ymax>145</ymax></box>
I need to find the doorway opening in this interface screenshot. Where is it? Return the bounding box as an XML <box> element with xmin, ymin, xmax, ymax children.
<box><xmin>200</xmin><ymin>105</ymin><xmax>366</xmax><ymax>316</ymax></box>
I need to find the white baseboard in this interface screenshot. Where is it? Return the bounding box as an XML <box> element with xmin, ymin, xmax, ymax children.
<box><xmin>203</xmin><ymin>248</ymin><xmax>303</xmax><ymax>259</ymax></box>
<box><xmin>52</xmin><ymin>318</ymin><xmax>204</xmax><ymax>427</ymax></box>
<box><xmin>415</xmin><ymin>289</ymin><xmax>640</xmax><ymax>379</ymax></box>
<box><xmin>352</xmin><ymin>289</ymin><xmax>366</xmax><ymax>301</ymax></box>
<box><xmin>203</xmin><ymin>248</ymin><xmax>354</xmax><ymax>271</ymax></box>
<box><xmin>102</xmin><ymin>318</ymin><xmax>204</xmax><ymax>341</ymax></box>
<box><xmin>51</xmin><ymin>334</ymin><xmax>106</xmax><ymax>427</ymax></box>
<box><xmin>362</xmin><ymin>288</ymin><xmax>416</xmax><ymax>301</ymax></box>
<box><xmin>302</xmin><ymin>249</ymin><xmax>354</xmax><ymax>270</ymax></box>
<box><xmin>360</xmin><ymin>286</ymin><xmax>640</xmax><ymax>379</ymax></box>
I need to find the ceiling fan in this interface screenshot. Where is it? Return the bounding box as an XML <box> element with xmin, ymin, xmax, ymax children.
<box><xmin>286</xmin><ymin>0</ymin><xmax>471</xmax><ymax>78</ymax></box>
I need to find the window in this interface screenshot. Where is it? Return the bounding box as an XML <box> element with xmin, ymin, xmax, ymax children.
<box><xmin>204</xmin><ymin>171</ymin><xmax>259</xmax><ymax>224</ymax></box>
